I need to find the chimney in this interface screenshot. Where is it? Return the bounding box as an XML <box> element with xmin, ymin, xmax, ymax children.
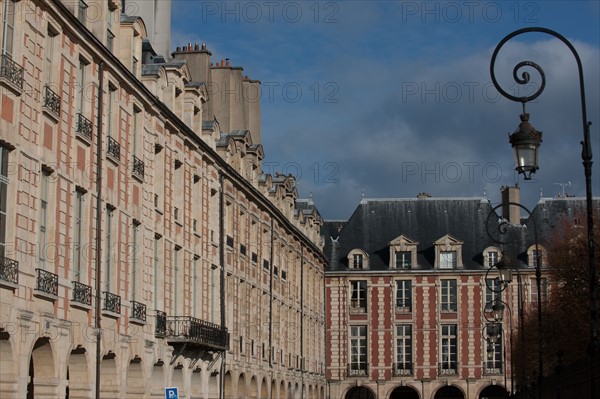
<box><xmin>501</xmin><ymin>185</ymin><xmax>521</xmax><ymax>224</ymax></box>
<box><xmin>417</xmin><ymin>192</ymin><xmax>432</xmax><ymax>199</ymax></box>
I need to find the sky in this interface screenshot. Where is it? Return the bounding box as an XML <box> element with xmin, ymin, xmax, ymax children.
<box><xmin>169</xmin><ymin>0</ymin><xmax>600</xmax><ymax>220</ymax></box>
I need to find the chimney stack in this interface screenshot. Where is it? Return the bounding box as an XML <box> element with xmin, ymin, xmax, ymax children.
<box><xmin>501</xmin><ymin>185</ymin><xmax>521</xmax><ymax>224</ymax></box>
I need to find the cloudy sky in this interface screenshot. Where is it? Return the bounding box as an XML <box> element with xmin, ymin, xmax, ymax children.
<box><xmin>170</xmin><ymin>0</ymin><xmax>600</xmax><ymax>220</ymax></box>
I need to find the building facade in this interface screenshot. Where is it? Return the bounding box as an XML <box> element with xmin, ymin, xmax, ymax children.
<box><xmin>322</xmin><ymin>189</ymin><xmax>596</xmax><ymax>399</ymax></box>
<box><xmin>0</xmin><ymin>0</ymin><xmax>326</xmax><ymax>398</ymax></box>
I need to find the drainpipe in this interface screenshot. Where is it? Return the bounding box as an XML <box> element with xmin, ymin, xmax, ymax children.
<box><xmin>218</xmin><ymin>171</ymin><xmax>226</xmax><ymax>399</ymax></box>
<box><xmin>94</xmin><ymin>61</ymin><xmax>104</xmax><ymax>399</ymax></box>
<box><xmin>269</xmin><ymin>217</ymin><xmax>274</xmax><ymax>368</ymax></box>
<box><xmin>300</xmin><ymin>245</ymin><xmax>305</xmax><ymax>399</ymax></box>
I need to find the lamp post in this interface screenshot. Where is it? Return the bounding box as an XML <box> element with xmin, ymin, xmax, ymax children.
<box><xmin>490</xmin><ymin>27</ymin><xmax>596</xmax><ymax>399</ymax></box>
<box><xmin>486</xmin><ymin>202</ymin><xmax>540</xmax><ymax>397</ymax></box>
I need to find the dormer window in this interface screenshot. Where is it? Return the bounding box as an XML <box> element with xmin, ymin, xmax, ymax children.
<box><xmin>483</xmin><ymin>246</ymin><xmax>501</xmax><ymax>268</ymax></box>
<box><xmin>389</xmin><ymin>235</ymin><xmax>418</xmax><ymax>269</ymax></box>
<box><xmin>348</xmin><ymin>249</ymin><xmax>368</xmax><ymax>270</ymax></box>
<box><xmin>527</xmin><ymin>245</ymin><xmax>546</xmax><ymax>267</ymax></box>
<box><xmin>434</xmin><ymin>235</ymin><xmax>464</xmax><ymax>270</ymax></box>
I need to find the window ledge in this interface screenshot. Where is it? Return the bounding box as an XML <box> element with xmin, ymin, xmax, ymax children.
<box><xmin>155</xmin><ymin>207</ymin><xmax>163</xmax><ymax>215</ymax></box>
<box><xmin>193</xmin><ymin>232</ymin><xmax>201</xmax><ymax>239</ymax></box>
<box><xmin>395</xmin><ymin>307</ymin><xmax>412</xmax><ymax>313</ymax></box>
<box><xmin>42</xmin><ymin>106</ymin><xmax>60</xmax><ymax>123</ymax></box>
<box><xmin>106</xmin><ymin>153</ymin><xmax>120</xmax><ymax>165</ymax></box>
<box><xmin>174</xmin><ymin>220</ymin><xmax>183</xmax><ymax>227</ymax></box>
<box><xmin>0</xmin><ymin>77</ymin><xmax>23</xmax><ymax>96</ymax></box>
<box><xmin>102</xmin><ymin>310</ymin><xmax>121</xmax><ymax>319</ymax></box>
<box><xmin>0</xmin><ymin>280</ymin><xmax>18</xmax><ymax>291</ymax></box>
<box><xmin>34</xmin><ymin>289</ymin><xmax>58</xmax><ymax>302</ymax></box>
<box><xmin>130</xmin><ymin>317</ymin><xmax>147</xmax><ymax>326</ymax></box>
<box><xmin>71</xmin><ymin>301</ymin><xmax>92</xmax><ymax>311</ymax></box>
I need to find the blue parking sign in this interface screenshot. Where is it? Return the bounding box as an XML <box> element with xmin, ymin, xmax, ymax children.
<box><xmin>165</xmin><ymin>387</ymin><xmax>179</xmax><ymax>399</ymax></box>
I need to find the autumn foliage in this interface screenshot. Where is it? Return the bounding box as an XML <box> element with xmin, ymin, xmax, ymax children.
<box><xmin>513</xmin><ymin>211</ymin><xmax>599</xmax><ymax>387</ymax></box>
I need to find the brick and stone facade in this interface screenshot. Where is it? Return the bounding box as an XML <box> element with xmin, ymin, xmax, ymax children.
<box><xmin>0</xmin><ymin>0</ymin><xmax>326</xmax><ymax>398</ymax></box>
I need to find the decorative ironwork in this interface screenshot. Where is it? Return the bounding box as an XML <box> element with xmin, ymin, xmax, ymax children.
<box><xmin>103</xmin><ymin>291</ymin><xmax>121</xmax><ymax>314</ymax></box>
<box><xmin>155</xmin><ymin>310</ymin><xmax>167</xmax><ymax>337</ymax></box>
<box><xmin>347</xmin><ymin>363</ymin><xmax>368</xmax><ymax>376</ymax></box>
<box><xmin>166</xmin><ymin>316</ymin><xmax>229</xmax><ymax>350</ymax></box>
<box><xmin>393</xmin><ymin>362</ymin><xmax>412</xmax><ymax>376</ymax></box>
<box><xmin>131</xmin><ymin>301</ymin><xmax>146</xmax><ymax>322</ymax></box>
<box><xmin>439</xmin><ymin>362</ymin><xmax>458</xmax><ymax>375</ymax></box>
<box><xmin>484</xmin><ymin>362</ymin><xmax>503</xmax><ymax>375</ymax></box>
<box><xmin>43</xmin><ymin>85</ymin><xmax>61</xmax><ymax>116</ymax></box>
<box><xmin>0</xmin><ymin>256</ymin><xmax>18</xmax><ymax>285</ymax></box>
<box><xmin>36</xmin><ymin>268</ymin><xmax>58</xmax><ymax>296</ymax></box>
<box><xmin>132</xmin><ymin>155</ymin><xmax>144</xmax><ymax>180</ymax></box>
<box><xmin>72</xmin><ymin>281</ymin><xmax>92</xmax><ymax>306</ymax></box>
<box><xmin>76</xmin><ymin>113</ymin><xmax>93</xmax><ymax>142</ymax></box>
<box><xmin>107</xmin><ymin>136</ymin><xmax>120</xmax><ymax>162</ymax></box>
<box><xmin>0</xmin><ymin>54</ymin><xmax>24</xmax><ymax>91</ymax></box>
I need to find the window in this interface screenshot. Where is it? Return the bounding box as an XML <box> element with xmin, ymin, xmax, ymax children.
<box><xmin>2</xmin><ymin>0</ymin><xmax>16</xmax><ymax>57</ymax></box>
<box><xmin>440</xmin><ymin>324</ymin><xmax>457</xmax><ymax>374</ymax></box>
<box><xmin>485</xmin><ymin>278</ymin><xmax>501</xmax><ymax>310</ymax></box>
<box><xmin>173</xmin><ymin>245</ymin><xmax>181</xmax><ymax>314</ymax></box>
<box><xmin>105</xmin><ymin>206</ymin><xmax>114</xmax><ymax>291</ymax></box>
<box><xmin>76</xmin><ymin>58</ymin><xmax>87</xmax><ymax>115</ymax></box>
<box><xmin>106</xmin><ymin>6</ymin><xmax>116</xmax><ymax>52</ymax></box>
<box><xmin>395</xmin><ymin>280</ymin><xmax>412</xmax><ymax>311</ymax></box>
<box><xmin>485</xmin><ymin>328</ymin><xmax>503</xmax><ymax>374</ymax></box>
<box><xmin>350</xmin><ymin>280</ymin><xmax>367</xmax><ymax>312</ymax></box>
<box><xmin>487</xmin><ymin>250</ymin><xmax>499</xmax><ymax>267</ymax></box>
<box><xmin>395</xmin><ymin>325</ymin><xmax>412</xmax><ymax>375</ymax></box>
<box><xmin>44</xmin><ymin>30</ymin><xmax>57</xmax><ymax>85</ymax></box>
<box><xmin>78</xmin><ymin>0</ymin><xmax>88</xmax><ymax>25</ymax></box>
<box><xmin>73</xmin><ymin>188</ymin><xmax>85</xmax><ymax>281</ymax></box>
<box><xmin>353</xmin><ymin>254</ymin><xmax>363</xmax><ymax>269</ymax></box>
<box><xmin>441</xmin><ymin>279</ymin><xmax>457</xmax><ymax>312</ymax></box>
<box><xmin>440</xmin><ymin>251</ymin><xmax>457</xmax><ymax>269</ymax></box>
<box><xmin>532</xmin><ymin>249</ymin><xmax>543</xmax><ymax>266</ymax></box>
<box><xmin>530</xmin><ymin>278</ymin><xmax>548</xmax><ymax>303</ymax></box>
<box><xmin>0</xmin><ymin>147</ymin><xmax>9</xmax><ymax>259</ymax></box>
<box><xmin>349</xmin><ymin>326</ymin><xmax>367</xmax><ymax>376</ymax></box>
<box><xmin>395</xmin><ymin>251</ymin><xmax>412</xmax><ymax>269</ymax></box>
<box><xmin>131</xmin><ymin>221</ymin><xmax>140</xmax><ymax>301</ymax></box>
<box><xmin>107</xmin><ymin>84</ymin><xmax>116</xmax><ymax>136</ymax></box>
<box><xmin>38</xmin><ymin>169</ymin><xmax>50</xmax><ymax>270</ymax></box>
<box><xmin>193</xmin><ymin>256</ymin><xmax>200</xmax><ymax>318</ymax></box>
<box><xmin>153</xmin><ymin>234</ymin><xmax>161</xmax><ymax>310</ymax></box>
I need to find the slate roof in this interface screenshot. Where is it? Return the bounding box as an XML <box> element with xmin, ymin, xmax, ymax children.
<box><xmin>322</xmin><ymin>196</ymin><xmax>599</xmax><ymax>272</ymax></box>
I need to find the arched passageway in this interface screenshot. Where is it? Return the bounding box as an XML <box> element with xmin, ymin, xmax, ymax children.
<box><xmin>434</xmin><ymin>386</ymin><xmax>465</xmax><ymax>399</ymax></box>
<box><xmin>345</xmin><ymin>386</ymin><xmax>375</xmax><ymax>399</ymax></box>
<box><xmin>479</xmin><ymin>385</ymin><xmax>509</xmax><ymax>399</ymax></box>
<box><xmin>390</xmin><ymin>386</ymin><xmax>420</xmax><ymax>399</ymax></box>
<box><xmin>28</xmin><ymin>337</ymin><xmax>57</xmax><ymax>399</ymax></box>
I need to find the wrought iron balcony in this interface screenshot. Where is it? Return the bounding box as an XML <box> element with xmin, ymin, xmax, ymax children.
<box><xmin>107</xmin><ymin>136</ymin><xmax>120</xmax><ymax>162</ymax></box>
<box><xmin>35</xmin><ymin>268</ymin><xmax>58</xmax><ymax>296</ymax></box>
<box><xmin>155</xmin><ymin>310</ymin><xmax>167</xmax><ymax>337</ymax></box>
<box><xmin>72</xmin><ymin>281</ymin><xmax>92</xmax><ymax>306</ymax></box>
<box><xmin>438</xmin><ymin>362</ymin><xmax>459</xmax><ymax>376</ymax></box>
<box><xmin>76</xmin><ymin>113</ymin><xmax>93</xmax><ymax>142</ymax></box>
<box><xmin>166</xmin><ymin>316</ymin><xmax>229</xmax><ymax>350</ymax></box>
<box><xmin>393</xmin><ymin>362</ymin><xmax>413</xmax><ymax>376</ymax></box>
<box><xmin>347</xmin><ymin>363</ymin><xmax>368</xmax><ymax>377</ymax></box>
<box><xmin>131</xmin><ymin>300</ymin><xmax>146</xmax><ymax>322</ymax></box>
<box><xmin>43</xmin><ymin>85</ymin><xmax>61</xmax><ymax>116</ymax></box>
<box><xmin>350</xmin><ymin>299</ymin><xmax>367</xmax><ymax>313</ymax></box>
<box><xmin>0</xmin><ymin>54</ymin><xmax>24</xmax><ymax>92</ymax></box>
<box><xmin>132</xmin><ymin>155</ymin><xmax>144</xmax><ymax>180</ymax></box>
<box><xmin>103</xmin><ymin>291</ymin><xmax>121</xmax><ymax>314</ymax></box>
<box><xmin>0</xmin><ymin>256</ymin><xmax>19</xmax><ymax>286</ymax></box>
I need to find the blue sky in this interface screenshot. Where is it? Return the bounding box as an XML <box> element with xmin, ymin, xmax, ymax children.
<box><xmin>170</xmin><ymin>1</ymin><xmax>600</xmax><ymax>220</ymax></box>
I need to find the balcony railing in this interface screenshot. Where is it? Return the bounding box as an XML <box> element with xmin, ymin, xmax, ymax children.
<box><xmin>131</xmin><ymin>301</ymin><xmax>146</xmax><ymax>322</ymax></box>
<box><xmin>439</xmin><ymin>362</ymin><xmax>459</xmax><ymax>376</ymax></box>
<box><xmin>393</xmin><ymin>362</ymin><xmax>413</xmax><ymax>376</ymax></box>
<box><xmin>132</xmin><ymin>155</ymin><xmax>144</xmax><ymax>180</ymax></box>
<box><xmin>76</xmin><ymin>113</ymin><xmax>93</xmax><ymax>143</ymax></box>
<box><xmin>347</xmin><ymin>363</ymin><xmax>368</xmax><ymax>377</ymax></box>
<box><xmin>484</xmin><ymin>362</ymin><xmax>503</xmax><ymax>375</ymax></box>
<box><xmin>35</xmin><ymin>268</ymin><xmax>58</xmax><ymax>296</ymax></box>
<box><xmin>0</xmin><ymin>54</ymin><xmax>24</xmax><ymax>92</ymax></box>
<box><xmin>166</xmin><ymin>316</ymin><xmax>229</xmax><ymax>350</ymax></box>
<box><xmin>107</xmin><ymin>136</ymin><xmax>120</xmax><ymax>162</ymax></box>
<box><xmin>350</xmin><ymin>300</ymin><xmax>367</xmax><ymax>313</ymax></box>
<box><xmin>0</xmin><ymin>256</ymin><xmax>19</xmax><ymax>285</ymax></box>
<box><xmin>155</xmin><ymin>310</ymin><xmax>167</xmax><ymax>337</ymax></box>
<box><xmin>72</xmin><ymin>281</ymin><xmax>92</xmax><ymax>306</ymax></box>
<box><xmin>103</xmin><ymin>291</ymin><xmax>121</xmax><ymax>314</ymax></box>
<box><xmin>43</xmin><ymin>85</ymin><xmax>61</xmax><ymax>116</ymax></box>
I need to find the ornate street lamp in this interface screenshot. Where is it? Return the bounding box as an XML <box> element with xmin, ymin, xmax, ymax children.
<box><xmin>490</xmin><ymin>27</ymin><xmax>596</xmax><ymax>399</ymax></box>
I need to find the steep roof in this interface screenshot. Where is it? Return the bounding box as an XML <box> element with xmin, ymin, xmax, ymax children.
<box><xmin>322</xmin><ymin>196</ymin><xmax>599</xmax><ymax>272</ymax></box>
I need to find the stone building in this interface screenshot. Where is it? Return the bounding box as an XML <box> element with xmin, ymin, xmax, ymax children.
<box><xmin>0</xmin><ymin>0</ymin><xmax>326</xmax><ymax>398</ymax></box>
<box><xmin>322</xmin><ymin>188</ymin><xmax>596</xmax><ymax>399</ymax></box>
